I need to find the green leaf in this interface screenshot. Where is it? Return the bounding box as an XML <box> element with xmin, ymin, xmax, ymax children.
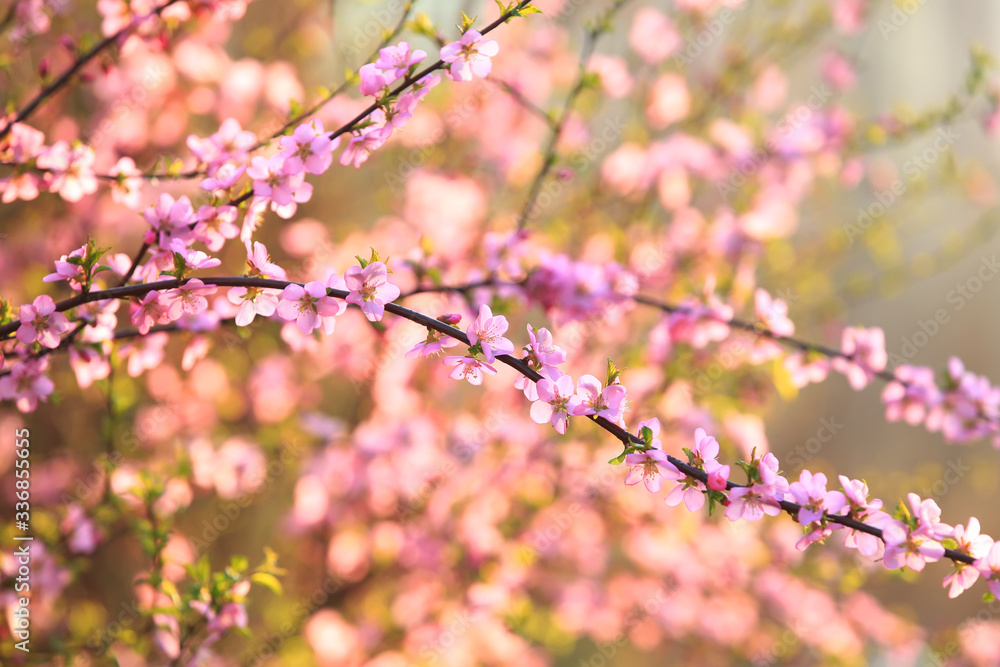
<box><xmin>607</xmin><ymin>449</ymin><xmax>627</xmax><ymax>465</ymax></box>
<box><xmin>606</xmin><ymin>357</ymin><xmax>624</xmax><ymax>386</ymax></box>
<box><xmin>251</xmin><ymin>572</ymin><xmax>284</xmax><ymax>596</ymax></box>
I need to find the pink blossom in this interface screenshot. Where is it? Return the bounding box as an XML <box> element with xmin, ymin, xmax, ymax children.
<box><xmin>724</xmin><ymin>483</ymin><xmax>784</xmax><ymax>522</ymax></box>
<box><xmin>227</xmin><ymin>286</ymin><xmax>279</xmax><ymax>327</ymax></box>
<box><xmin>143</xmin><ymin>193</ymin><xmax>197</xmax><ymax>249</ymax></box>
<box><xmin>442</xmin><ymin>355</ymin><xmax>497</xmax><ymax>386</ymax></box>
<box><xmin>119</xmin><ymin>332</ymin><xmax>168</xmax><ymax>377</ymax></box>
<box><xmin>783</xmin><ymin>352</ymin><xmax>831</xmax><ymax>388</ymax></box>
<box><xmin>570</xmin><ymin>375</ymin><xmax>628</xmax><ymax>424</ymax></box>
<box><xmin>530</xmin><ymin>375</ymin><xmax>581</xmax><ymax>435</ymax></box>
<box><xmin>707</xmin><ymin>464</ymin><xmax>730</xmax><ymax>492</ymax></box>
<box><xmin>277</xmin><ymin>281</ymin><xmax>345</xmax><ymax>335</ymax></box>
<box><xmin>788</xmin><ymin>470</ymin><xmax>846</xmax><ymax>526</ymax></box>
<box><xmin>882</xmin><ymin>520</ymin><xmax>945</xmax><ymax>572</ymax></box>
<box><xmin>278</xmin><ymin>119</ymin><xmax>338</xmax><ymax>175</ymax></box>
<box><xmin>339</xmin><ymin>125</ymin><xmax>389</xmax><ymax>169</ymax></box>
<box><xmin>375</xmin><ymin>41</ymin><xmax>426</xmax><ymax>78</ymax></box>
<box><xmin>466</xmin><ymin>304</ymin><xmax>515</xmax><ymax>363</ymax></box>
<box><xmin>754</xmin><ymin>289</ymin><xmax>795</xmax><ymax>337</ymax></box>
<box><xmin>244</xmin><ymin>240</ymin><xmax>286</xmax><ymax>279</ymax></box>
<box><xmin>974</xmin><ymin>541</ymin><xmax>1000</xmax><ymax>598</ymax></box>
<box><xmin>838</xmin><ymin>475</ymin><xmax>889</xmax><ymax>556</ymax></box>
<box><xmin>131</xmin><ymin>291</ymin><xmax>175</xmax><ymax>334</ymax></box>
<box><xmin>440</xmin><ymin>30</ymin><xmax>499</xmax><ymax>82</ymax></box>
<box><xmin>246</xmin><ymin>155</ymin><xmax>313</xmax><ymax>219</ymax></box>
<box><xmin>358</xmin><ymin>62</ymin><xmax>389</xmax><ymax>96</ymax></box>
<box><xmin>0</xmin><ymin>358</ymin><xmax>54</xmax><ymax>412</ymax></box>
<box><xmin>194</xmin><ymin>205</ymin><xmax>240</xmax><ymax>252</ymax></box>
<box><xmin>36</xmin><ymin>141</ymin><xmax>98</xmax><ymax>202</ymax></box>
<box><xmin>624</xmin><ymin>420</ymin><xmax>674</xmax><ymax>493</ymax></box>
<box><xmin>187</xmin><ymin>118</ymin><xmax>256</xmax><ymax>175</ymax></box>
<box><xmin>628</xmin><ymin>7</ymin><xmax>681</xmax><ymax>64</ymax></box>
<box><xmin>42</xmin><ymin>243</ymin><xmax>88</xmax><ymax>287</ymax></box>
<box><xmin>943</xmin><ymin>518</ymin><xmax>993</xmax><ymax>598</ymax></box>
<box><xmin>881</xmin><ymin>364</ymin><xmax>941</xmax><ymax>425</ymax></box>
<box><xmin>168</xmin><ymin>239</ymin><xmax>221</xmax><ymax>272</ymax></box>
<box><xmin>407</xmin><ymin>328</ymin><xmax>460</xmax><ymax>358</ymax></box>
<box><xmin>109</xmin><ymin>156</ymin><xmax>142</xmax><ymax>209</ymax></box>
<box><xmin>69</xmin><ymin>345</ymin><xmax>111</xmax><ymax>389</ymax></box>
<box><xmin>200</xmin><ymin>161</ymin><xmax>246</xmax><ymax>191</ymax></box>
<box><xmin>831</xmin><ymin>326</ymin><xmax>887</xmax><ymax>390</ymax></box>
<box><xmin>17</xmin><ymin>294</ymin><xmax>71</xmax><ymax>348</ymax></box>
<box><xmin>344</xmin><ymin>262</ymin><xmax>400</xmax><ymax>322</ymax></box>
<box><xmin>516</xmin><ymin>325</ymin><xmax>566</xmax><ymax>399</ymax></box>
<box><xmin>164</xmin><ymin>279</ymin><xmax>217</xmax><ymax>317</ymax></box>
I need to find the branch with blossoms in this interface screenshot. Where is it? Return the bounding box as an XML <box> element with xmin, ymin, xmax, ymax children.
<box><xmin>1</xmin><ymin>236</ymin><xmax>999</xmax><ymax>602</ymax></box>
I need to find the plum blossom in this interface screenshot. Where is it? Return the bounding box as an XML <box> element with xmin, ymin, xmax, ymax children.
<box><xmin>109</xmin><ymin>156</ymin><xmax>143</xmax><ymax>209</ymax></box>
<box><xmin>17</xmin><ymin>294</ymin><xmax>71</xmax><ymax>348</ymax></box>
<box><xmin>754</xmin><ymin>289</ymin><xmax>795</xmax><ymax>336</ymax></box>
<box><xmin>570</xmin><ymin>375</ymin><xmax>628</xmax><ymax>424</ymax></box>
<box><xmin>375</xmin><ymin>41</ymin><xmax>426</xmax><ymax>78</ymax></box>
<box><xmin>975</xmin><ymin>541</ymin><xmax>1000</xmax><ymax>598</ymax></box>
<box><xmin>440</xmin><ymin>30</ymin><xmax>499</xmax><ymax>81</ymax></box>
<box><xmin>882</xmin><ymin>494</ymin><xmax>953</xmax><ymax>572</ymax></box>
<box><xmin>942</xmin><ymin>518</ymin><xmax>993</xmax><ymax>598</ymax></box>
<box><xmin>339</xmin><ymin>125</ymin><xmax>389</xmax><ymax>169</ymax></box>
<box><xmin>624</xmin><ymin>419</ymin><xmax>674</xmax><ymax>493</ymax></box>
<box><xmin>838</xmin><ymin>475</ymin><xmax>890</xmax><ymax>556</ymax></box>
<box><xmin>530</xmin><ymin>375</ymin><xmax>581</xmax><ymax>435</ymax></box>
<box><xmin>344</xmin><ymin>261</ymin><xmax>400</xmax><ymax>322</ymax></box>
<box><xmin>881</xmin><ymin>364</ymin><xmax>941</xmax><ymax>425</ymax></box>
<box><xmin>788</xmin><ymin>470</ymin><xmax>846</xmax><ymax>526</ymax></box>
<box><xmin>42</xmin><ymin>243</ymin><xmax>88</xmax><ymax>288</ymax></box>
<box><xmin>168</xmin><ymin>239</ymin><xmax>221</xmax><ymax>272</ymax></box>
<box><xmin>187</xmin><ymin>118</ymin><xmax>256</xmax><ymax>175</ymax></box>
<box><xmin>442</xmin><ymin>355</ymin><xmax>497</xmax><ymax>385</ymax></box>
<box><xmin>163</xmin><ymin>279</ymin><xmax>217</xmax><ymax>317</ymax></box>
<box><xmin>36</xmin><ymin>141</ymin><xmax>98</xmax><ymax>202</ymax></box>
<box><xmin>515</xmin><ymin>325</ymin><xmax>566</xmax><ymax>400</ymax></box>
<box><xmin>408</xmin><ymin>328</ymin><xmax>460</xmax><ymax>358</ymax></box>
<box><xmin>227</xmin><ymin>242</ymin><xmax>284</xmax><ymax>326</ymax></box>
<box><xmin>200</xmin><ymin>162</ymin><xmax>246</xmax><ymax>192</ymax></box>
<box><xmin>278</xmin><ymin>119</ymin><xmax>338</xmax><ymax>175</ymax></box>
<box><xmin>662</xmin><ymin>428</ymin><xmax>727</xmax><ymax>512</ymax></box>
<box><xmin>0</xmin><ymin>358</ymin><xmax>54</xmax><ymax>412</ymax></box>
<box><xmin>193</xmin><ymin>205</ymin><xmax>240</xmax><ymax>252</ymax></box>
<box><xmin>277</xmin><ymin>281</ymin><xmax>345</xmax><ymax>335</ymax></box>
<box><xmin>724</xmin><ymin>452</ymin><xmax>788</xmax><ymax>522</ymax></box>
<box><xmin>831</xmin><ymin>326</ymin><xmax>887</xmax><ymax>390</ymax></box>
<box><xmin>131</xmin><ymin>291</ymin><xmax>175</xmax><ymax>335</ymax></box>
<box><xmin>246</xmin><ymin>154</ymin><xmax>313</xmax><ymax>219</ymax></box>
<box><xmin>143</xmin><ymin>193</ymin><xmax>197</xmax><ymax>249</ymax></box>
<box><xmin>358</xmin><ymin>63</ymin><xmax>389</xmax><ymax>96</ymax></box>
<box><xmin>467</xmin><ymin>304</ymin><xmax>515</xmax><ymax>363</ymax></box>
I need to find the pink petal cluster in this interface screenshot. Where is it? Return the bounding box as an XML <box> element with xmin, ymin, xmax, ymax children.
<box><xmin>440</xmin><ymin>30</ymin><xmax>499</xmax><ymax>82</ymax></box>
<box><xmin>344</xmin><ymin>261</ymin><xmax>400</xmax><ymax>322</ymax></box>
<box><xmin>17</xmin><ymin>294</ymin><xmax>71</xmax><ymax>348</ymax></box>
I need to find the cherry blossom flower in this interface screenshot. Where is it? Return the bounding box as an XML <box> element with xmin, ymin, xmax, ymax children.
<box><xmin>440</xmin><ymin>30</ymin><xmax>499</xmax><ymax>82</ymax></box>
<box><xmin>530</xmin><ymin>375</ymin><xmax>581</xmax><ymax>435</ymax></box>
<box><xmin>838</xmin><ymin>475</ymin><xmax>890</xmax><ymax>556</ymax></box>
<box><xmin>168</xmin><ymin>239</ymin><xmax>221</xmax><ymax>272</ymax></box>
<box><xmin>42</xmin><ymin>243</ymin><xmax>89</xmax><ymax>287</ymax></box>
<box><xmin>69</xmin><ymin>345</ymin><xmax>111</xmax><ymax>389</ymax></box>
<box><xmin>881</xmin><ymin>364</ymin><xmax>941</xmax><ymax>425</ymax></box>
<box><xmin>831</xmin><ymin>326</ymin><xmax>887</xmax><ymax>390</ymax></box>
<box><xmin>516</xmin><ymin>325</ymin><xmax>566</xmax><ymax>399</ymax></box>
<box><xmin>143</xmin><ymin>193</ymin><xmax>197</xmax><ymax>249</ymax></box>
<box><xmin>975</xmin><ymin>541</ymin><xmax>1000</xmax><ymax>598</ymax></box>
<box><xmin>570</xmin><ymin>375</ymin><xmax>628</xmax><ymax>423</ymax></box>
<box><xmin>624</xmin><ymin>420</ymin><xmax>674</xmax><ymax>493</ymax></box>
<box><xmin>407</xmin><ymin>327</ymin><xmax>460</xmax><ymax>358</ymax></box>
<box><xmin>244</xmin><ymin>240</ymin><xmax>286</xmax><ymax>279</ymax></box>
<box><xmin>246</xmin><ymin>155</ymin><xmax>313</xmax><ymax>219</ymax></box>
<box><xmin>467</xmin><ymin>304</ymin><xmax>515</xmax><ymax>363</ymax></box>
<box><xmin>754</xmin><ymin>289</ymin><xmax>795</xmax><ymax>336</ymax></box>
<box><xmin>200</xmin><ymin>161</ymin><xmax>246</xmax><ymax>191</ymax></box>
<box><xmin>278</xmin><ymin>119</ymin><xmax>338</xmax><ymax>175</ymax></box>
<box><xmin>0</xmin><ymin>358</ymin><xmax>54</xmax><ymax>412</ymax></box>
<box><xmin>163</xmin><ymin>279</ymin><xmax>217</xmax><ymax>317</ymax></box>
<box><xmin>788</xmin><ymin>470</ymin><xmax>846</xmax><ymax>526</ymax></box>
<box><xmin>109</xmin><ymin>156</ymin><xmax>143</xmax><ymax>209</ymax></box>
<box><xmin>187</xmin><ymin>118</ymin><xmax>256</xmax><ymax>175</ymax></box>
<box><xmin>663</xmin><ymin>428</ymin><xmax>728</xmax><ymax>511</ymax></box>
<box><xmin>36</xmin><ymin>141</ymin><xmax>98</xmax><ymax>202</ymax></box>
<box><xmin>375</xmin><ymin>41</ymin><xmax>426</xmax><ymax>78</ymax></box>
<box><xmin>131</xmin><ymin>291</ymin><xmax>175</xmax><ymax>335</ymax></box>
<box><xmin>339</xmin><ymin>125</ymin><xmax>390</xmax><ymax>169</ymax></box>
<box><xmin>277</xmin><ymin>281</ymin><xmax>345</xmax><ymax>335</ymax></box>
<box><xmin>228</xmin><ymin>286</ymin><xmax>279</xmax><ymax>327</ymax></box>
<box><xmin>882</xmin><ymin>494</ymin><xmax>952</xmax><ymax>572</ymax></box>
<box><xmin>194</xmin><ymin>205</ymin><xmax>240</xmax><ymax>252</ymax></box>
<box><xmin>358</xmin><ymin>63</ymin><xmax>390</xmax><ymax>96</ymax></box>
<box><xmin>17</xmin><ymin>294</ymin><xmax>71</xmax><ymax>348</ymax></box>
<box><xmin>344</xmin><ymin>261</ymin><xmax>400</xmax><ymax>322</ymax></box>
<box><xmin>943</xmin><ymin>518</ymin><xmax>993</xmax><ymax>598</ymax></box>
<box><xmin>442</xmin><ymin>355</ymin><xmax>497</xmax><ymax>385</ymax></box>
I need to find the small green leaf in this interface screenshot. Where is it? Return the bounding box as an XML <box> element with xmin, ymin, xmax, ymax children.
<box><xmin>251</xmin><ymin>572</ymin><xmax>284</xmax><ymax>596</ymax></box>
<box><xmin>606</xmin><ymin>357</ymin><xmax>624</xmax><ymax>386</ymax></box>
<box><xmin>608</xmin><ymin>449</ymin><xmax>627</xmax><ymax>465</ymax></box>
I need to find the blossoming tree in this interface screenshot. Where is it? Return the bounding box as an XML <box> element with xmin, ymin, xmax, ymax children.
<box><xmin>3</xmin><ymin>0</ymin><xmax>1000</xmax><ymax>664</ymax></box>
